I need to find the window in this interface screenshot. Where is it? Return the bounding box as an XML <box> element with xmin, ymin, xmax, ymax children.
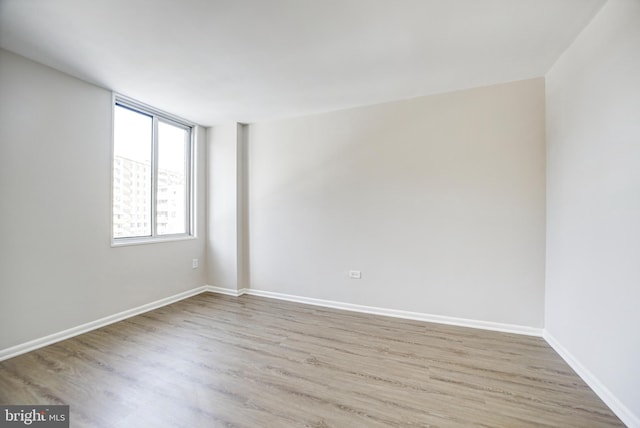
<box><xmin>112</xmin><ymin>95</ymin><xmax>193</xmax><ymax>243</ymax></box>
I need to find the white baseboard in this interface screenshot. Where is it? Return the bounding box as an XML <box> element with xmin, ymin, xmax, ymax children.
<box><xmin>205</xmin><ymin>285</ymin><xmax>246</xmax><ymax>297</ymax></box>
<box><xmin>0</xmin><ymin>285</ymin><xmax>210</xmax><ymax>362</ymax></box>
<box><xmin>205</xmin><ymin>286</ymin><xmax>542</xmax><ymax>337</ymax></box>
<box><xmin>1</xmin><ymin>284</ymin><xmax>539</xmax><ymax>363</ymax></box>
<box><xmin>543</xmin><ymin>330</ymin><xmax>639</xmax><ymax>428</ymax></box>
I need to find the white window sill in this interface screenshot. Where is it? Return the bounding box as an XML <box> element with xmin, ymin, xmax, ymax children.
<box><xmin>111</xmin><ymin>234</ymin><xmax>196</xmax><ymax>248</ymax></box>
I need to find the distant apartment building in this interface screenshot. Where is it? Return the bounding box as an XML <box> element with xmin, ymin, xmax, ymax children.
<box><xmin>112</xmin><ymin>156</ymin><xmax>185</xmax><ymax>238</ymax></box>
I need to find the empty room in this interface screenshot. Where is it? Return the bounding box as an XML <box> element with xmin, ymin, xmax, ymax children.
<box><xmin>0</xmin><ymin>0</ymin><xmax>638</xmax><ymax>426</ymax></box>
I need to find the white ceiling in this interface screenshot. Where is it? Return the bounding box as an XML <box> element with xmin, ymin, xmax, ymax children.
<box><xmin>0</xmin><ymin>0</ymin><xmax>605</xmax><ymax>126</ymax></box>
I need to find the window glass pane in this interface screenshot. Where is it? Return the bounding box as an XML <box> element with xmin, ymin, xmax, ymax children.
<box><xmin>113</xmin><ymin>105</ymin><xmax>152</xmax><ymax>238</ymax></box>
<box><xmin>157</xmin><ymin>121</ymin><xmax>188</xmax><ymax>235</ymax></box>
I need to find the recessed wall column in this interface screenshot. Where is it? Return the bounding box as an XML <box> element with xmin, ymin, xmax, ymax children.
<box><xmin>206</xmin><ymin>123</ymin><xmax>248</xmax><ymax>293</ymax></box>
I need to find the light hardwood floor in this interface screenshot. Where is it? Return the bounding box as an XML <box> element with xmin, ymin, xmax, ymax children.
<box><xmin>0</xmin><ymin>293</ymin><xmax>623</xmax><ymax>427</ymax></box>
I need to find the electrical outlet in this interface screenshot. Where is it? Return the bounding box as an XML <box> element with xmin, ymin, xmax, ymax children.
<box><xmin>192</xmin><ymin>258</ymin><xmax>199</xmax><ymax>269</ymax></box>
<box><xmin>349</xmin><ymin>270</ymin><xmax>361</xmax><ymax>279</ymax></box>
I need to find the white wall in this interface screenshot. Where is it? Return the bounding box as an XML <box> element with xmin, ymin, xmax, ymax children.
<box><xmin>247</xmin><ymin>78</ymin><xmax>546</xmax><ymax>327</ymax></box>
<box><xmin>545</xmin><ymin>0</ymin><xmax>640</xmax><ymax>424</ymax></box>
<box><xmin>0</xmin><ymin>49</ymin><xmax>207</xmax><ymax>351</ymax></box>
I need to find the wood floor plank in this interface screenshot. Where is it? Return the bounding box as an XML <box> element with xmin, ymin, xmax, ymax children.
<box><xmin>0</xmin><ymin>293</ymin><xmax>624</xmax><ymax>427</ymax></box>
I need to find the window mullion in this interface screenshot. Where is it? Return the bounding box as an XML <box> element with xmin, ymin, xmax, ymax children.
<box><xmin>151</xmin><ymin>116</ymin><xmax>159</xmax><ymax>237</ymax></box>
<box><xmin>184</xmin><ymin>130</ymin><xmax>192</xmax><ymax>235</ymax></box>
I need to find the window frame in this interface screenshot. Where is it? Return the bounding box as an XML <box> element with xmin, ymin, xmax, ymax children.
<box><xmin>111</xmin><ymin>93</ymin><xmax>196</xmax><ymax>246</ymax></box>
